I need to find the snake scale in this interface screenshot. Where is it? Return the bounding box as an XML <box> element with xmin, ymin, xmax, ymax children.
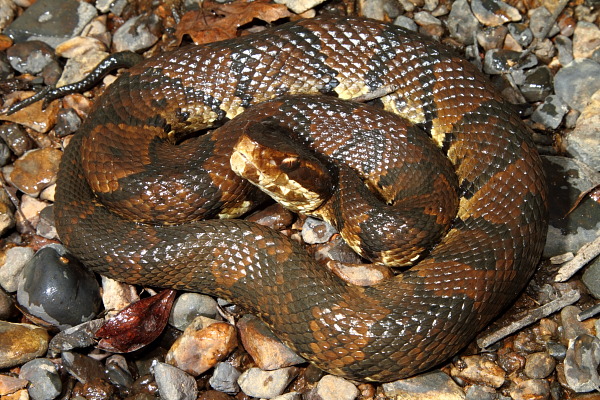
<box><xmin>53</xmin><ymin>16</ymin><xmax>548</xmax><ymax>381</ymax></box>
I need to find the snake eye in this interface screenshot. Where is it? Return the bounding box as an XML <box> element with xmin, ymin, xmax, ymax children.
<box><xmin>281</xmin><ymin>156</ymin><xmax>301</xmax><ymax>172</ymax></box>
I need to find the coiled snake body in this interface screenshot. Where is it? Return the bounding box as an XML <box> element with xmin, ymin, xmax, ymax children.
<box><xmin>54</xmin><ymin>16</ymin><xmax>548</xmax><ymax>381</ymax></box>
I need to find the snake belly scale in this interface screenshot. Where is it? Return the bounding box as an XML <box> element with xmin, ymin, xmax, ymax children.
<box><xmin>54</xmin><ymin>16</ymin><xmax>548</xmax><ymax>381</ymax></box>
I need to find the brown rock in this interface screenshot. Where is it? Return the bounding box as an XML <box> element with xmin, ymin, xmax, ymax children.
<box><xmin>0</xmin><ymin>375</ymin><xmax>28</xmax><ymax>396</ymax></box>
<box><xmin>8</xmin><ymin>148</ymin><xmax>62</xmax><ymax>196</ymax></box>
<box><xmin>166</xmin><ymin>318</ymin><xmax>237</xmax><ymax>376</ymax></box>
<box><xmin>450</xmin><ymin>355</ymin><xmax>505</xmax><ymax>388</ymax></box>
<box><xmin>0</xmin><ymin>321</ymin><xmax>49</xmax><ymax>368</ymax></box>
<box><xmin>238</xmin><ymin>314</ymin><xmax>305</xmax><ymax>370</ymax></box>
<box><xmin>0</xmin><ymin>91</ymin><xmax>59</xmax><ymax>133</ymax></box>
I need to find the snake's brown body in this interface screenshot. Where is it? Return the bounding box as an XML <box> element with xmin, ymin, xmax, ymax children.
<box><xmin>54</xmin><ymin>16</ymin><xmax>548</xmax><ymax>381</ymax></box>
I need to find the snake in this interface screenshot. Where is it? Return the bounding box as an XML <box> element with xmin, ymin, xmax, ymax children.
<box><xmin>50</xmin><ymin>16</ymin><xmax>549</xmax><ymax>382</ymax></box>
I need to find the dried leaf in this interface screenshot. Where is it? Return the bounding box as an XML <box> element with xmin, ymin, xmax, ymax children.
<box><xmin>175</xmin><ymin>0</ymin><xmax>292</xmax><ymax>45</ymax></box>
<box><xmin>96</xmin><ymin>289</ymin><xmax>176</xmax><ymax>353</ymax></box>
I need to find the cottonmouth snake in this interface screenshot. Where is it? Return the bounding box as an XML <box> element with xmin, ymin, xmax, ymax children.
<box><xmin>51</xmin><ymin>16</ymin><xmax>548</xmax><ymax>381</ymax></box>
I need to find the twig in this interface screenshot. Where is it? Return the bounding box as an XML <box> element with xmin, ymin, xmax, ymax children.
<box><xmin>477</xmin><ymin>290</ymin><xmax>580</xmax><ymax>349</ymax></box>
<box><xmin>555</xmin><ymin>235</ymin><xmax>600</xmax><ymax>282</ymax></box>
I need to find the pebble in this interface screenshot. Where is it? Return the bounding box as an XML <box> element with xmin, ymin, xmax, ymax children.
<box><xmin>112</xmin><ymin>13</ymin><xmax>161</xmax><ymax>53</ymax></box>
<box><xmin>383</xmin><ymin>371</ymin><xmax>465</xmax><ymax>399</ymax></box>
<box><xmin>531</xmin><ymin>95</ymin><xmax>569</xmax><ymax>129</ymax></box>
<box><xmin>19</xmin><ymin>358</ymin><xmax>62</xmax><ymax>400</ymax></box>
<box><xmin>393</xmin><ymin>15</ymin><xmax>418</xmax><ymax>32</ymax></box>
<box><xmin>508</xmin><ymin>23</ymin><xmax>533</xmax><ymax>47</ymax></box>
<box><xmin>561</xmin><ymin>306</ymin><xmax>588</xmax><ymax>342</ymax></box>
<box><xmin>564</xmin><ymin>334</ymin><xmax>600</xmax><ymax>393</ymax></box>
<box><xmin>3</xmin><ymin>0</ymin><xmax>98</xmax><ymax>48</ymax></box>
<box><xmin>413</xmin><ymin>11</ymin><xmax>441</xmax><ymax>27</ymax></box>
<box><xmin>0</xmin><ymin>245</ymin><xmax>34</xmax><ymax>292</ymax></box>
<box><xmin>237</xmin><ymin>367</ymin><xmax>299</xmax><ymax>399</ymax></box>
<box><xmin>17</xmin><ymin>244</ymin><xmax>102</xmax><ymax>329</ymax></box>
<box><xmin>47</xmin><ymin>319</ymin><xmax>104</xmax><ymax>356</ymax></box>
<box><xmin>0</xmin><ymin>193</ymin><xmax>15</xmax><ymax>235</ymax></box>
<box><xmin>0</xmin><ymin>287</ymin><xmax>17</xmax><ymax>320</ymax></box>
<box><xmin>450</xmin><ymin>355</ymin><xmax>505</xmax><ymax>388</ymax></box>
<box><xmin>301</xmin><ymin>217</ymin><xmax>337</xmax><ymax>244</ymax></box>
<box><xmin>209</xmin><ymin>362</ymin><xmax>241</xmax><ymax>394</ymax></box>
<box><xmin>15</xmin><ymin>194</ymin><xmax>47</xmax><ymax>233</ymax></box>
<box><xmin>0</xmin><ymin>375</ymin><xmax>28</xmax><ymax>396</ymax></box>
<box><xmin>509</xmin><ymin>379</ymin><xmax>550</xmax><ymax>400</ymax></box>
<box><xmin>483</xmin><ymin>49</ymin><xmax>537</xmax><ymax>75</ymax></box>
<box><xmin>519</xmin><ymin>66</ymin><xmax>553</xmax><ymax>102</ymax></box>
<box><xmin>153</xmin><ymin>362</ymin><xmax>198</xmax><ymax>400</ymax></box>
<box><xmin>62</xmin><ymin>351</ymin><xmax>107</xmax><ymax>384</ymax></box>
<box><xmin>529</xmin><ymin>7</ymin><xmax>560</xmax><ymax>40</ymax></box>
<box><xmin>169</xmin><ymin>292</ymin><xmax>219</xmax><ymax>330</ymax></box>
<box><xmin>554</xmin><ymin>59</ymin><xmax>600</xmax><ymax>112</ymax></box>
<box><xmin>0</xmin><ymin>321</ymin><xmax>49</xmax><ymax>369</ymax></box>
<box><xmin>476</xmin><ymin>26</ymin><xmax>508</xmax><ymax>52</ymax></box>
<box><xmin>471</xmin><ymin>0</ymin><xmax>520</xmax><ymax>27</ymax></box>
<box><xmin>54</xmin><ymin>108</ymin><xmax>82</xmax><ymax>137</ymax></box>
<box><xmin>35</xmin><ymin>204</ymin><xmax>56</xmax><ymax>239</ymax></box>
<box><xmin>0</xmin><ymin>124</ymin><xmax>34</xmax><ymax>156</ymax></box>
<box><xmin>105</xmin><ymin>355</ymin><xmax>135</xmax><ymax>392</ymax></box>
<box><xmin>55</xmin><ymin>36</ymin><xmax>107</xmax><ymax>58</ymax></box>
<box><xmin>582</xmin><ymin>257</ymin><xmax>600</xmax><ymax>299</ymax></box>
<box><xmin>6</xmin><ymin>40</ymin><xmax>56</xmax><ymax>74</ymax></box>
<box><xmin>0</xmin><ymin>0</ymin><xmax>16</xmax><ymax>31</ymax></box>
<box><xmin>547</xmin><ymin>342</ymin><xmax>567</xmax><ymax>360</ymax></box>
<box><xmin>0</xmin><ymin>142</ymin><xmax>10</xmax><ymax>167</ymax></box>
<box><xmin>237</xmin><ymin>314</ymin><xmax>305</xmax><ymax>370</ymax></box>
<box><xmin>100</xmin><ymin>276</ymin><xmax>139</xmax><ymax>316</ymax></box>
<box><xmin>95</xmin><ymin>0</ymin><xmax>127</xmax><ymax>15</ymax></box>
<box><xmin>310</xmin><ymin>375</ymin><xmax>359</xmax><ymax>400</ymax></box>
<box><xmin>7</xmin><ymin>148</ymin><xmax>62</xmax><ymax>196</ymax></box>
<box><xmin>565</xmin><ymin>89</ymin><xmax>600</xmax><ymax>170</ymax></box>
<box><xmin>55</xmin><ymin>50</ymin><xmax>109</xmax><ymax>88</ymax></box>
<box><xmin>0</xmin><ymin>91</ymin><xmax>59</xmax><ymax>133</ymax></box>
<box><xmin>524</xmin><ymin>352</ymin><xmax>556</xmax><ymax>379</ymax></box>
<box><xmin>573</xmin><ymin>21</ymin><xmax>600</xmax><ymax>60</ymax></box>
<box><xmin>166</xmin><ymin>318</ymin><xmax>238</xmax><ymax>376</ymax></box>
<box><xmin>555</xmin><ymin>35</ymin><xmax>574</xmax><ymax>66</ymax></box>
<box><xmin>446</xmin><ymin>0</ymin><xmax>479</xmax><ymax>44</ymax></box>
<box><xmin>465</xmin><ymin>384</ymin><xmax>496</xmax><ymax>400</ymax></box>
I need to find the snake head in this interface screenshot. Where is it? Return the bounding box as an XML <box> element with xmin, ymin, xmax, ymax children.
<box><xmin>230</xmin><ymin>121</ymin><xmax>334</xmax><ymax>214</ymax></box>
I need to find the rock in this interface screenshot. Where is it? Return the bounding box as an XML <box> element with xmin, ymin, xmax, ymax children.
<box><xmin>413</xmin><ymin>11</ymin><xmax>441</xmax><ymax>27</ymax></box>
<box><xmin>209</xmin><ymin>362</ymin><xmax>241</xmax><ymax>394</ymax></box>
<box><xmin>19</xmin><ymin>358</ymin><xmax>62</xmax><ymax>400</ymax></box>
<box><xmin>166</xmin><ymin>318</ymin><xmax>238</xmax><ymax>376</ymax></box>
<box><xmin>273</xmin><ymin>0</ymin><xmax>324</xmax><ymax>14</ymax></box>
<box><xmin>105</xmin><ymin>356</ymin><xmax>135</xmax><ymax>393</ymax></box>
<box><xmin>3</xmin><ymin>0</ymin><xmax>98</xmax><ymax>48</ymax></box>
<box><xmin>565</xmin><ymin>89</ymin><xmax>600</xmax><ymax>170</ymax></box>
<box><xmin>6</xmin><ymin>40</ymin><xmax>56</xmax><ymax>74</ymax></box>
<box><xmin>54</xmin><ymin>108</ymin><xmax>82</xmax><ymax>138</ymax></box>
<box><xmin>301</xmin><ymin>217</ymin><xmax>337</xmax><ymax>244</ymax></box>
<box><xmin>476</xmin><ymin>26</ymin><xmax>508</xmax><ymax>52</ymax></box>
<box><xmin>554</xmin><ymin>59</ymin><xmax>600</xmax><ymax>112</ymax></box>
<box><xmin>153</xmin><ymin>362</ymin><xmax>198</xmax><ymax>400</ymax></box>
<box><xmin>48</xmin><ymin>319</ymin><xmax>104</xmax><ymax>356</ymax></box>
<box><xmin>582</xmin><ymin>257</ymin><xmax>600</xmax><ymax>299</ymax></box>
<box><xmin>471</xmin><ymin>0</ymin><xmax>520</xmax><ymax>27</ymax></box>
<box><xmin>509</xmin><ymin>379</ymin><xmax>551</xmax><ymax>400</ymax></box>
<box><xmin>382</xmin><ymin>371</ymin><xmax>465</xmax><ymax>399</ymax></box>
<box><xmin>54</xmin><ymin>36</ymin><xmax>107</xmax><ymax>58</ymax></box>
<box><xmin>7</xmin><ymin>148</ymin><xmax>62</xmax><ymax>197</ymax></box>
<box><xmin>55</xmin><ymin>50</ymin><xmax>109</xmax><ymax>88</ymax></box>
<box><xmin>465</xmin><ymin>384</ymin><xmax>496</xmax><ymax>400</ymax></box>
<box><xmin>238</xmin><ymin>367</ymin><xmax>299</xmax><ymax>399</ymax></box>
<box><xmin>508</xmin><ymin>23</ymin><xmax>533</xmax><ymax>47</ymax></box>
<box><xmin>0</xmin><ymin>124</ymin><xmax>33</xmax><ymax>156</ymax></box>
<box><xmin>36</xmin><ymin>205</ymin><xmax>57</xmax><ymax>239</ymax></box>
<box><xmin>310</xmin><ymin>375</ymin><xmax>359</xmax><ymax>400</ymax></box>
<box><xmin>547</xmin><ymin>342</ymin><xmax>567</xmax><ymax>360</ymax></box>
<box><xmin>519</xmin><ymin>66</ymin><xmax>553</xmax><ymax>102</ymax></box>
<box><xmin>169</xmin><ymin>292</ymin><xmax>219</xmax><ymax>330</ymax></box>
<box><xmin>0</xmin><ymin>0</ymin><xmax>17</xmax><ymax>31</ymax></box>
<box><xmin>483</xmin><ymin>49</ymin><xmax>537</xmax><ymax>75</ymax></box>
<box><xmin>100</xmin><ymin>276</ymin><xmax>139</xmax><ymax>317</ymax></box>
<box><xmin>237</xmin><ymin>314</ymin><xmax>305</xmax><ymax>370</ymax></box>
<box><xmin>529</xmin><ymin>7</ymin><xmax>560</xmax><ymax>39</ymax></box>
<box><xmin>15</xmin><ymin>195</ymin><xmax>47</xmax><ymax>233</ymax></box>
<box><xmin>0</xmin><ymin>246</ymin><xmax>34</xmax><ymax>292</ymax></box>
<box><xmin>564</xmin><ymin>334</ymin><xmax>600</xmax><ymax>393</ymax></box>
<box><xmin>531</xmin><ymin>95</ymin><xmax>569</xmax><ymax>129</ymax></box>
<box><xmin>573</xmin><ymin>21</ymin><xmax>600</xmax><ymax>59</ymax></box>
<box><xmin>62</xmin><ymin>351</ymin><xmax>107</xmax><ymax>384</ymax></box>
<box><xmin>524</xmin><ymin>352</ymin><xmax>556</xmax><ymax>379</ymax></box>
<box><xmin>561</xmin><ymin>306</ymin><xmax>588</xmax><ymax>342</ymax></box>
<box><xmin>0</xmin><ymin>375</ymin><xmax>28</xmax><ymax>396</ymax></box>
<box><xmin>325</xmin><ymin>260</ymin><xmax>392</xmax><ymax>286</ymax></box>
<box><xmin>555</xmin><ymin>35</ymin><xmax>574</xmax><ymax>66</ymax></box>
<box><xmin>393</xmin><ymin>15</ymin><xmax>418</xmax><ymax>32</ymax></box>
<box><xmin>17</xmin><ymin>244</ymin><xmax>102</xmax><ymax>329</ymax></box>
<box><xmin>0</xmin><ymin>321</ymin><xmax>49</xmax><ymax>369</ymax></box>
<box><xmin>112</xmin><ymin>14</ymin><xmax>161</xmax><ymax>53</ymax></box>
<box><xmin>450</xmin><ymin>355</ymin><xmax>505</xmax><ymax>388</ymax></box>
<box><xmin>0</xmin><ymin>287</ymin><xmax>17</xmax><ymax>320</ymax></box>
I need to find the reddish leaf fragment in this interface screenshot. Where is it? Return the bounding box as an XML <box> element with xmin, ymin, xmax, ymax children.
<box><xmin>96</xmin><ymin>289</ymin><xmax>176</xmax><ymax>353</ymax></box>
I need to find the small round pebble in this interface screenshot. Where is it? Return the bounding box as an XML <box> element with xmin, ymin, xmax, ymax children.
<box><xmin>6</xmin><ymin>40</ymin><xmax>56</xmax><ymax>74</ymax></box>
<box><xmin>450</xmin><ymin>355</ymin><xmax>505</xmax><ymax>388</ymax></box>
<box><xmin>0</xmin><ymin>321</ymin><xmax>49</xmax><ymax>369</ymax></box>
<box><xmin>17</xmin><ymin>244</ymin><xmax>102</xmax><ymax>329</ymax></box>
<box><xmin>311</xmin><ymin>375</ymin><xmax>359</xmax><ymax>400</ymax></box>
<box><xmin>509</xmin><ymin>379</ymin><xmax>550</xmax><ymax>400</ymax></box>
<box><xmin>0</xmin><ymin>245</ymin><xmax>34</xmax><ymax>292</ymax></box>
<box><xmin>153</xmin><ymin>362</ymin><xmax>198</xmax><ymax>400</ymax></box>
<box><xmin>382</xmin><ymin>371</ymin><xmax>465</xmax><ymax>399</ymax></box>
<box><xmin>524</xmin><ymin>352</ymin><xmax>556</xmax><ymax>379</ymax></box>
<box><xmin>209</xmin><ymin>362</ymin><xmax>241</xmax><ymax>394</ymax></box>
<box><xmin>19</xmin><ymin>358</ymin><xmax>62</xmax><ymax>400</ymax></box>
<box><xmin>237</xmin><ymin>367</ymin><xmax>299</xmax><ymax>399</ymax></box>
<box><xmin>169</xmin><ymin>292</ymin><xmax>219</xmax><ymax>330</ymax></box>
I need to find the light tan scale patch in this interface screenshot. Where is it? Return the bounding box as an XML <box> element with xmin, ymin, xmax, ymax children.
<box><xmin>209</xmin><ymin>244</ymin><xmax>250</xmax><ymax>288</ymax></box>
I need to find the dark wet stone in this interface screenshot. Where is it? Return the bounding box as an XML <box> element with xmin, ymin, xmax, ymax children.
<box><xmin>471</xmin><ymin>0</ymin><xmax>520</xmax><ymax>27</ymax></box>
<box><xmin>447</xmin><ymin>0</ymin><xmax>479</xmax><ymax>44</ymax></box>
<box><xmin>529</xmin><ymin>7</ymin><xmax>560</xmax><ymax>39</ymax></box>
<box><xmin>0</xmin><ymin>123</ymin><xmax>34</xmax><ymax>157</ymax></box>
<box><xmin>0</xmin><ymin>287</ymin><xmax>17</xmax><ymax>320</ymax></box>
<box><xmin>508</xmin><ymin>23</ymin><xmax>533</xmax><ymax>47</ymax></box>
<box><xmin>153</xmin><ymin>362</ymin><xmax>198</xmax><ymax>400</ymax></box>
<box><xmin>519</xmin><ymin>66</ymin><xmax>553</xmax><ymax>102</ymax></box>
<box><xmin>6</xmin><ymin>40</ymin><xmax>56</xmax><ymax>74</ymax></box>
<box><xmin>0</xmin><ymin>142</ymin><xmax>10</xmax><ymax>166</ymax></box>
<box><xmin>48</xmin><ymin>319</ymin><xmax>104</xmax><ymax>357</ymax></box>
<box><xmin>19</xmin><ymin>358</ymin><xmax>62</xmax><ymax>400</ymax></box>
<box><xmin>17</xmin><ymin>244</ymin><xmax>102</xmax><ymax>329</ymax></box>
<box><xmin>561</xmin><ymin>306</ymin><xmax>588</xmax><ymax>342</ymax></box>
<box><xmin>531</xmin><ymin>95</ymin><xmax>569</xmax><ymax>129</ymax></box>
<box><xmin>36</xmin><ymin>205</ymin><xmax>57</xmax><ymax>240</ymax></box>
<box><xmin>554</xmin><ymin>59</ymin><xmax>600</xmax><ymax>112</ymax></box>
<box><xmin>113</xmin><ymin>14</ymin><xmax>161</xmax><ymax>53</ymax></box>
<box><xmin>169</xmin><ymin>292</ymin><xmax>219</xmax><ymax>331</ymax></box>
<box><xmin>54</xmin><ymin>108</ymin><xmax>82</xmax><ymax>138</ymax></box>
<box><xmin>476</xmin><ymin>26</ymin><xmax>508</xmax><ymax>52</ymax></box>
<box><xmin>555</xmin><ymin>35</ymin><xmax>574</xmax><ymax>66</ymax></box>
<box><xmin>547</xmin><ymin>342</ymin><xmax>567</xmax><ymax>360</ymax></box>
<box><xmin>106</xmin><ymin>359</ymin><xmax>135</xmax><ymax>392</ymax></box>
<box><xmin>483</xmin><ymin>49</ymin><xmax>537</xmax><ymax>75</ymax></box>
<box><xmin>62</xmin><ymin>351</ymin><xmax>107</xmax><ymax>384</ymax></box>
<box><xmin>209</xmin><ymin>362</ymin><xmax>241</xmax><ymax>394</ymax></box>
<box><xmin>4</xmin><ymin>0</ymin><xmax>97</xmax><ymax>47</ymax></box>
<box><xmin>524</xmin><ymin>352</ymin><xmax>556</xmax><ymax>379</ymax></box>
<box><xmin>8</xmin><ymin>147</ymin><xmax>62</xmax><ymax>196</ymax></box>
<box><xmin>0</xmin><ymin>321</ymin><xmax>49</xmax><ymax>369</ymax></box>
<box><xmin>564</xmin><ymin>334</ymin><xmax>600</xmax><ymax>393</ymax></box>
<box><xmin>582</xmin><ymin>257</ymin><xmax>600</xmax><ymax>299</ymax></box>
